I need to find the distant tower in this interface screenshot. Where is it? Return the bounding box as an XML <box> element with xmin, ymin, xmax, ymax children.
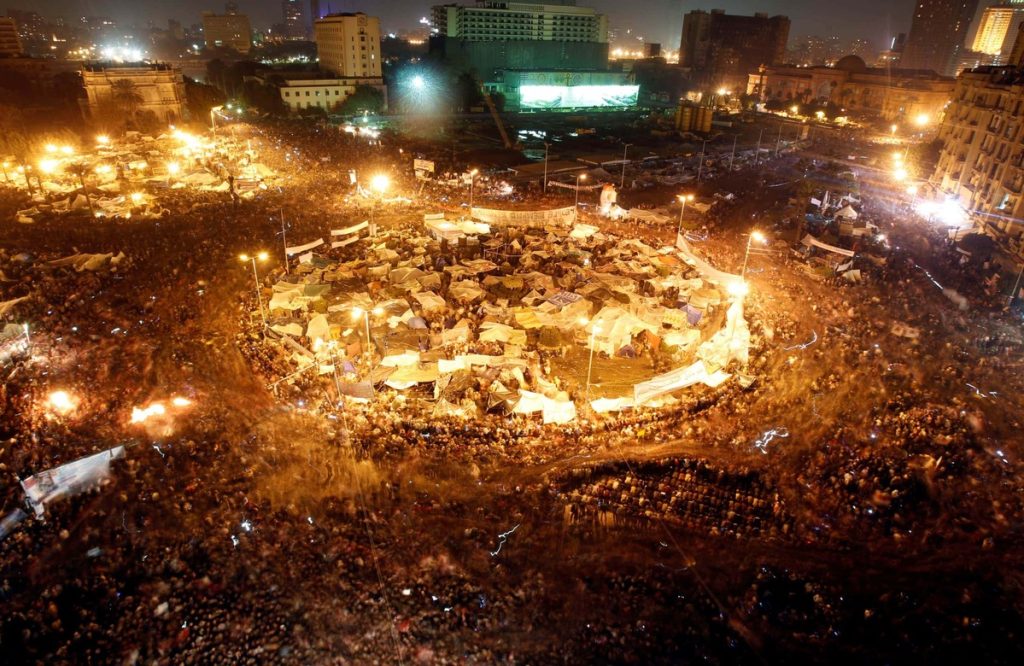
<box><xmin>900</xmin><ymin>0</ymin><xmax>979</xmax><ymax>75</ymax></box>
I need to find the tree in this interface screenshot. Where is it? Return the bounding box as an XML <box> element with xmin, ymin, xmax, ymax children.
<box><xmin>339</xmin><ymin>85</ymin><xmax>385</xmax><ymax>116</ymax></box>
<box><xmin>0</xmin><ymin>104</ymin><xmax>29</xmax><ymax>159</ymax></box>
<box><xmin>111</xmin><ymin>79</ymin><xmax>144</xmax><ymax>124</ymax></box>
<box><xmin>185</xmin><ymin>77</ymin><xmax>226</xmax><ymax>120</ymax></box>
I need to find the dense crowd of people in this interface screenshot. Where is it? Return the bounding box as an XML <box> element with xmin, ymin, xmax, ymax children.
<box><xmin>1</xmin><ymin>117</ymin><xmax>1023</xmax><ymax>663</ymax></box>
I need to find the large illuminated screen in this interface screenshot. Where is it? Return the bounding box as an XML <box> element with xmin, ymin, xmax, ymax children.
<box><xmin>520</xmin><ymin>84</ymin><xmax>639</xmax><ymax>109</ymax></box>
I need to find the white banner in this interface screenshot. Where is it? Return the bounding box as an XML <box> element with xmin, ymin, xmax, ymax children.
<box><xmin>285</xmin><ymin>238</ymin><xmax>324</xmax><ymax>256</ymax></box>
<box><xmin>331</xmin><ymin>221</ymin><xmax>369</xmax><ymax>236</ymax></box>
<box><xmin>547</xmin><ymin>180</ymin><xmax>602</xmax><ymax>192</ymax></box>
<box><xmin>471</xmin><ymin>206</ymin><xmax>576</xmax><ymax>227</ymax></box>
<box><xmin>634</xmin><ymin>360</ymin><xmax>725</xmax><ymax>405</ymax></box>
<box><xmin>332</xmin><ymin>236</ymin><xmax>362</xmax><ymax>248</ymax></box>
<box><xmin>20</xmin><ymin>446</ymin><xmax>126</xmax><ymax>517</ymax></box>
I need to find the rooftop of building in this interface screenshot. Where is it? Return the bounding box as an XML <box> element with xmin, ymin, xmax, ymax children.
<box><xmin>82</xmin><ymin>62</ymin><xmax>178</xmax><ymax>73</ymax></box>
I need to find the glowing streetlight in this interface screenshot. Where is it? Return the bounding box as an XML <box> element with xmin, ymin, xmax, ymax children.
<box><xmin>47</xmin><ymin>390</ymin><xmax>76</xmax><ymax>415</ymax></box>
<box><xmin>727</xmin><ymin>281</ymin><xmax>750</xmax><ymax>298</ymax></box>
<box><xmin>44</xmin><ymin>143</ymin><xmax>57</xmax><ymax>154</ymax></box>
<box><xmin>95</xmin><ymin>164</ymin><xmax>112</xmax><ymax>176</ymax></box>
<box><xmin>815</xmin><ymin>110</ymin><xmax>825</xmax><ymax>120</ymax></box>
<box><xmin>37</xmin><ymin>158</ymin><xmax>58</xmax><ymax>174</ymax></box>
<box><xmin>893</xmin><ymin>167</ymin><xmax>908</xmax><ymax>182</ymax></box>
<box><xmin>239</xmin><ymin>251</ymin><xmax>270</xmax><ymax>326</ymax></box>
<box><xmin>411</xmin><ymin>75</ymin><xmax>426</xmax><ymax>90</ymax></box>
<box><xmin>790</xmin><ymin>105</ymin><xmax>799</xmax><ymax>115</ymax></box>
<box><xmin>129</xmin><ymin>192</ymin><xmax>144</xmax><ymax>205</ymax></box>
<box><xmin>579</xmin><ymin>318</ymin><xmax>602</xmax><ymax>402</ymax></box>
<box><xmin>370</xmin><ymin>174</ymin><xmax>390</xmax><ymax>195</ymax></box>
<box><xmin>890</xmin><ymin>124</ymin><xmax>898</xmax><ymax>135</ymax></box>
<box><xmin>59</xmin><ymin>145</ymin><xmax>74</xmax><ymax>156</ymax></box>
<box><xmin>96</xmin><ymin>134</ymin><xmax>110</xmax><ymax>146</ymax></box>
<box><xmin>915</xmin><ymin>113</ymin><xmax>930</xmax><ymax>127</ymax></box>
<box><xmin>166</xmin><ymin>162</ymin><xmax>180</xmax><ymax>176</ymax></box>
<box><xmin>741</xmin><ymin>230</ymin><xmax>767</xmax><ymax>278</ymax></box>
<box><xmin>677</xmin><ymin>193</ymin><xmax>695</xmax><ymax>238</ymax></box>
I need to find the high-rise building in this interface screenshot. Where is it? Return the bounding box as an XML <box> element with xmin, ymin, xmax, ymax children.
<box><xmin>432</xmin><ymin>1</ymin><xmax>608</xmax><ymax>42</ymax></box>
<box><xmin>970</xmin><ymin>2</ymin><xmax>1024</xmax><ymax>64</ymax></box>
<box><xmin>282</xmin><ymin>0</ymin><xmax>307</xmax><ymax>40</ymax></box>
<box><xmin>314</xmin><ymin>13</ymin><xmax>382</xmax><ymax>78</ymax></box>
<box><xmin>202</xmin><ymin>5</ymin><xmax>253</xmax><ymax>54</ymax></box>
<box><xmin>900</xmin><ymin>0</ymin><xmax>978</xmax><ymax>75</ymax></box>
<box><xmin>0</xmin><ymin>17</ymin><xmax>23</xmax><ymax>56</ymax></box>
<box><xmin>429</xmin><ymin>1</ymin><xmax>610</xmax><ymax>77</ymax></box>
<box><xmin>680</xmin><ymin>9</ymin><xmax>790</xmax><ymax>91</ymax></box>
<box><xmin>310</xmin><ymin>1</ymin><xmax>325</xmax><ymax>22</ymax></box>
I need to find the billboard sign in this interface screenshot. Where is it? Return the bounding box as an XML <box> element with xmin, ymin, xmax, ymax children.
<box><xmin>520</xmin><ymin>85</ymin><xmax>639</xmax><ymax>110</ymax></box>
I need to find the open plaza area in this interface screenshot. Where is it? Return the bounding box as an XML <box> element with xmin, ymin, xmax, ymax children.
<box><xmin>2</xmin><ymin>112</ymin><xmax>1024</xmax><ymax>664</ymax></box>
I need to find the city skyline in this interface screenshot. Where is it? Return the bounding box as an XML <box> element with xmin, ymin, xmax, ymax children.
<box><xmin>8</xmin><ymin>0</ymin><xmax>921</xmax><ymax>48</ymax></box>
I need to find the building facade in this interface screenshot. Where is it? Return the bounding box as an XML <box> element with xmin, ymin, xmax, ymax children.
<box><xmin>282</xmin><ymin>0</ymin><xmax>307</xmax><ymax>40</ymax></box>
<box><xmin>680</xmin><ymin>9</ymin><xmax>789</xmax><ymax>92</ymax></box>
<box><xmin>429</xmin><ymin>1</ymin><xmax>609</xmax><ymax>80</ymax></box>
<box><xmin>748</xmin><ymin>55</ymin><xmax>955</xmax><ymax>123</ymax></box>
<box><xmin>202</xmin><ymin>9</ymin><xmax>252</xmax><ymax>54</ymax></box>
<box><xmin>970</xmin><ymin>2</ymin><xmax>1024</xmax><ymax>65</ymax></box>
<box><xmin>0</xmin><ymin>16</ymin><xmax>23</xmax><ymax>56</ymax></box>
<box><xmin>81</xmin><ymin>63</ymin><xmax>187</xmax><ymax>125</ymax></box>
<box><xmin>900</xmin><ymin>0</ymin><xmax>978</xmax><ymax>75</ymax></box>
<box><xmin>264</xmin><ymin>72</ymin><xmax>387</xmax><ymax>113</ymax></box>
<box><xmin>432</xmin><ymin>1</ymin><xmax>607</xmax><ymax>42</ymax></box>
<box><xmin>932</xmin><ymin>66</ymin><xmax>1024</xmax><ymax>248</ymax></box>
<box><xmin>314</xmin><ymin>13</ymin><xmax>382</xmax><ymax>78</ymax></box>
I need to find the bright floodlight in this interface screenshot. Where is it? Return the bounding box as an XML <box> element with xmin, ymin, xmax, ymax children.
<box><xmin>351</xmin><ymin>306</ymin><xmax>365</xmax><ymax>320</ymax></box>
<box><xmin>38</xmin><ymin>158</ymin><xmax>58</xmax><ymax>174</ymax></box>
<box><xmin>166</xmin><ymin>162</ymin><xmax>180</xmax><ymax>175</ymax></box>
<box><xmin>239</xmin><ymin>253</ymin><xmax>249</xmax><ymax>262</ymax></box>
<box><xmin>130</xmin><ymin>192</ymin><xmax>144</xmax><ymax>204</ymax></box>
<box><xmin>727</xmin><ymin>281</ymin><xmax>750</xmax><ymax>298</ymax></box>
<box><xmin>96</xmin><ymin>135</ymin><xmax>110</xmax><ymax>145</ymax></box>
<box><xmin>412</xmin><ymin>75</ymin><xmax>426</xmax><ymax>89</ymax></box>
<box><xmin>915</xmin><ymin>113</ymin><xmax>930</xmax><ymax>126</ymax></box>
<box><xmin>257</xmin><ymin>251</ymin><xmax>269</xmax><ymax>261</ymax></box>
<box><xmin>751</xmin><ymin>230</ymin><xmax>766</xmax><ymax>244</ymax></box>
<box><xmin>60</xmin><ymin>145</ymin><xmax>74</xmax><ymax>156</ymax></box>
<box><xmin>790</xmin><ymin>105</ymin><xmax>799</xmax><ymax>114</ymax></box>
<box><xmin>893</xmin><ymin>167</ymin><xmax>908</xmax><ymax>182</ymax></box>
<box><xmin>890</xmin><ymin>124</ymin><xmax>898</xmax><ymax>134</ymax></box>
<box><xmin>171</xmin><ymin>396</ymin><xmax>192</xmax><ymax>408</ymax></box>
<box><xmin>44</xmin><ymin>143</ymin><xmax>57</xmax><ymax>154</ymax></box>
<box><xmin>678</xmin><ymin>193</ymin><xmax>694</xmax><ymax>202</ymax></box>
<box><xmin>370</xmin><ymin>174</ymin><xmax>390</xmax><ymax>194</ymax></box>
<box><xmin>717</xmin><ymin>88</ymin><xmax>729</xmax><ymax>96</ymax></box>
<box><xmin>48</xmin><ymin>390</ymin><xmax>75</xmax><ymax>415</ymax></box>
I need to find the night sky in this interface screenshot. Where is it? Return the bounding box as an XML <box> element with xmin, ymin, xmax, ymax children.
<box><xmin>15</xmin><ymin>0</ymin><xmax>922</xmax><ymax>49</ymax></box>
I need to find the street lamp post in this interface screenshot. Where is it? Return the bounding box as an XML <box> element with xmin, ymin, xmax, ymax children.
<box><xmin>1</xmin><ymin>161</ymin><xmax>9</xmax><ymax>183</ymax></box>
<box><xmin>468</xmin><ymin>168</ymin><xmax>478</xmax><ymax>211</ymax></box>
<box><xmin>352</xmin><ymin>306</ymin><xmax>384</xmax><ymax>399</ymax></box>
<box><xmin>741</xmin><ymin>230</ymin><xmax>766</xmax><ymax>278</ymax></box>
<box><xmin>677</xmin><ymin>193</ymin><xmax>694</xmax><ymax>240</ymax></box>
<box><xmin>697</xmin><ymin>139</ymin><xmax>708</xmax><ymax>182</ymax></box>
<box><xmin>210</xmin><ymin>105</ymin><xmax>223</xmax><ymax>135</ymax></box>
<box><xmin>581</xmin><ymin>319</ymin><xmax>601</xmax><ymax>402</ymax></box>
<box><xmin>620</xmin><ymin>143</ymin><xmax>632</xmax><ymax>189</ymax></box>
<box><xmin>574</xmin><ymin>173</ymin><xmax>587</xmax><ymax>219</ymax></box>
<box><xmin>239</xmin><ymin>251</ymin><xmax>269</xmax><ymax>328</ymax></box>
<box><xmin>543</xmin><ymin>142</ymin><xmax>551</xmax><ymax>194</ymax></box>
